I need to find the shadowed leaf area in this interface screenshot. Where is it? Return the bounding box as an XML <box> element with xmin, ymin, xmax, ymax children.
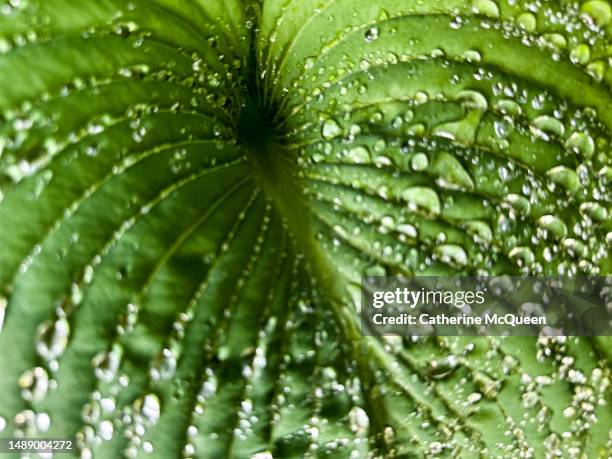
<box><xmin>0</xmin><ymin>0</ymin><xmax>610</xmax><ymax>457</ymax></box>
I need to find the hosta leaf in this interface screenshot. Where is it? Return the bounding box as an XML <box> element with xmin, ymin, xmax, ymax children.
<box><xmin>0</xmin><ymin>1</ymin><xmax>610</xmax><ymax>458</ymax></box>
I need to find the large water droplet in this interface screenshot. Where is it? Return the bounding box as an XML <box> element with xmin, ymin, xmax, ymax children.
<box><xmin>347</xmin><ymin>146</ymin><xmax>370</xmax><ymax>164</ymax></box>
<box><xmin>19</xmin><ymin>367</ymin><xmax>49</xmax><ymax>403</ymax></box>
<box><xmin>570</xmin><ymin>44</ymin><xmax>591</xmax><ymax>65</ymax></box>
<box><xmin>579</xmin><ymin>202</ymin><xmax>608</xmax><ymax>222</ymax></box>
<box><xmin>504</xmin><ymin>194</ymin><xmax>531</xmax><ymax>216</ymax></box>
<box><xmin>137</xmin><ymin>393</ymin><xmax>161</xmax><ymax>425</ymax></box>
<box><xmin>516</xmin><ymin>12</ymin><xmax>537</xmax><ymax>32</ymax></box>
<box><xmin>431</xmin><ymin>151</ymin><xmax>475</xmax><ymax>191</ymax></box>
<box><xmin>537</xmin><ymin>215</ymin><xmax>568</xmax><ymax>239</ymax></box>
<box><xmin>401</xmin><ymin>187</ymin><xmax>441</xmax><ymax>215</ymax></box>
<box><xmin>472</xmin><ymin>0</ymin><xmax>500</xmax><ymax>18</ymax></box>
<box><xmin>532</xmin><ymin>115</ymin><xmax>565</xmax><ymax>139</ymax></box>
<box><xmin>321</xmin><ymin>119</ymin><xmax>342</xmax><ymax>140</ymax></box>
<box><xmin>581</xmin><ymin>1</ymin><xmax>612</xmax><ymax>27</ymax></box>
<box><xmin>465</xmin><ymin>221</ymin><xmax>493</xmax><ymax>243</ymax></box>
<box><xmin>410</xmin><ymin>153</ymin><xmax>429</xmax><ymax>171</ymax></box>
<box><xmin>349</xmin><ymin>407</ymin><xmax>369</xmax><ymax>433</ymax></box>
<box><xmin>546</xmin><ymin>166</ymin><xmax>580</xmax><ymax>194</ymax></box>
<box><xmin>364</xmin><ymin>27</ymin><xmax>379</xmax><ymax>42</ymax></box>
<box><xmin>436</xmin><ymin>244</ymin><xmax>468</xmax><ymax>266</ymax></box>
<box><xmin>565</xmin><ymin>132</ymin><xmax>595</xmax><ymax>158</ymax></box>
<box><xmin>36</xmin><ymin>318</ymin><xmax>69</xmax><ymax>362</ymax></box>
<box><xmin>509</xmin><ymin>246</ymin><xmax>536</xmax><ymax>267</ymax></box>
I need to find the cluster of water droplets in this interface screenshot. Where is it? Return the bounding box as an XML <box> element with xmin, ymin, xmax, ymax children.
<box><xmin>293</xmin><ymin>2</ymin><xmax>611</xmax><ymax>278</ymax></box>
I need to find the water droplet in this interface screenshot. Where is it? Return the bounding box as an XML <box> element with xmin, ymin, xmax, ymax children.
<box><xmin>347</xmin><ymin>146</ymin><xmax>370</xmax><ymax>164</ymax></box>
<box><xmin>546</xmin><ymin>166</ymin><xmax>580</xmax><ymax>194</ymax></box>
<box><xmin>456</xmin><ymin>90</ymin><xmax>488</xmax><ymax>110</ymax></box>
<box><xmin>380</xmin><ymin>215</ymin><xmax>395</xmax><ymax>229</ymax></box>
<box><xmin>397</xmin><ymin>223</ymin><xmax>418</xmax><ymax>239</ymax></box>
<box><xmin>537</xmin><ymin>215</ymin><xmax>568</xmax><ymax>239</ymax></box>
<box><xmin>401</xmin><ymin>187</ymin><xmax>441</xmax><ymax>215</ymax></box>
<box><xmin>472</xmin><ymin>0</ymin><xmax>500</xmax><ymax>18</ymax></box>
<box><xmin>92</xmin><ymin>345</ymin><xmax>122</xmax><ymax>382</ymax></box>
<box><xmin>19</xmin><ymin>367</ymin><xmax>49</xmax><ymax>402</ymax></box>
<box><xmin>364</xmin><ymin>27</ymin><xmax>379</xmax><ymax>42</ymax></box>
<box><xmin>562</xmin><ymin>238</ymin><xmax>588</xmax><ymax>258</ymax></box>
<box><xmin>579</xmin><ymin>202</ymin><xmax>608</xmax><ymax>222</ymax></box>
<box><xmin>410</xmin><ymin>153</ymin><xmax>429</xmax><ymax>171</ymax></box>
<box><xmin>570</xmin><ymin>44</ymin><xmax>591</xmax><ymax>65</ymax></box>
<box><xmin>509</xmin><ymin>246</ymin><xmax>536</xmax><ymax>267</ymax></box>
<box><xmin>496</xmin><ymin>99</ymin><xmax>522</xmax><ymax>116</ymax></box>
<box><xmin>504</xmin><ymin>194</ymin><xmax>531</xmax><ymax>216</ymax></box>
<box><xmin>581</xmin><ymin>1</ymin><xmax>612</xmax><ymax>27</ymax></box>
<box><xmin>36</xmin><ymin>318</ymin><xmax>69</xmax><ymax>361</ymax></box>
<box><xmin>35</xmin><ymin>412</ymin><xmax>50</xmax><ymax>432</ymax></box>
<box><xmin>321</xmin><ymin>119</ymin><xmax>342</xmax><ymax>140</ymax></box>
<box><xmin>304</xmin><ymin>57</ymin><xmax>316</xmax><ymax>70</ymax></box>
<box><xmin>435</xmin><ymin>244</ymin><xmax>468</xmax><ymax>266</ymax></box>
<box><xmin>349</xmin><ymin>407</ymin><xmax>369</xmax><ymax>433</ymax></box>
<box><xmin>251</xmin><ymin>452</ymin><xmax>274</xmax><ymax>459</ymax></box>
<box><xmin>565</xmin><ymin>132</ymin><xmax>595</xmax><ymax>158</ymax></box>
<box><xmin>99</xmin><ymin>419</ymin><xmax>114</xmax><ymax>441</ymax></box>
<box><xmin>462</xmin><ymin>49</ymin><xmax>482</xmax><ymax>63</ymax></box>
<box><xmin>532</xmin><ymin>115</ymin><xmax>565</xmax><ymax>138</ymax></box>
<box><xmin>431</xmin><ymin>151</ymin><xmax>474</xmax><ymax>191</ymax></box>
<box><xmin>465</xmin><ymin>221</ymin><xmax>493</xmax><ymax>243</ymax></box>
<box><xmin>137</xmin><ymin>393</ymin><xmax>161</xmax><ymax>425</ymax></box>
<box><xmin>516</xmin><ymin>12</ymin><xmax>537</xmax><ymax>32</ymax></box>
<box><xmin>586</xmin><ymin>60</ymin><xmax>606</xmax><ymax>82</ymax></box>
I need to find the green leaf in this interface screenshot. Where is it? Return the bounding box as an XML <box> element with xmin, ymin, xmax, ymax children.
<box><xmin>0</xmin><ymin>1</ymin><xmax>610</xmax><ymax>458</ymax></box>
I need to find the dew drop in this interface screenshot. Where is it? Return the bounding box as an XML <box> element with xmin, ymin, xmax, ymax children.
<box><xmin>347</xmin><ymin>146</ymin><xmax>370</xmax><ymax>164</ymax></box>
<box><xmin>397</xmin><ymin>223</ymin><xmax>418</xmax><ymax>239</ymax></box>
<box><xmin>19</xmin><ymin>367</ymin><xmax>49</xmax><ymax>403</ymax></box>
<box><xmin>532</xmin><ymin>115</ymin><xmax>565</xmax><ymax>138</ymax></box>
<box><xmin>99</xmin><ymin>419</ymin><xmax>114</xmax><ymax>441</ymax></box>
<box><xmin>579</xmin><ymin>202</ymin><xmax>608</xmax><ymax>222</ymax></box>
<box><xmin>565</xmin><ymin>132</ymin><xmax>595</xmax><ymax>158</ymax></box>
<box><xmin>472</xmin><ymin>0</ymin><xmax>500</xmax><ymax>18</ymax></box>
<box><xmin>36</xmin><ymin>318</ymin><xmax>69</xmax><ymax>362</ymax></box>
<box><xmin>321</xmin><ymin>119</ymin><xmax>342</xmax><ymax>140</ymax></box>
<box><xmin>456</xmin><ymin>90</ymin><xmax>488</xmax><ymax>110</ymax></box>
<box><xmin>138</xmin><ymin>393</ymin><xmax>161</xmax><ymax>425</ymax></box>
<box><xmin>586</xmin><ymin>60</ymin><xmax>606</xmax><ymax>82</ymax></box>
<box><xmin>465</xmin><ymin>221</ymin><xmax>493</xmax><ymax>243</ymax></box>
<box><xmin>462</xmin><ymin>49</ymin><xmax>482</xmax><ymax>64</ymax></box>
<box><xmin>92</xmin><ymin>344</ymin><xmax>122</xmax><ymax>382</ymax></box>
<box><xmin>546</xmin><ymin>166</ymin><xmax>580</xmax><ymax>194</ymax></box>
<box><xmin>562</xmin><ymin>238</ymin><xmax>588</xmax><ymax>258</ymax></box>
<box><xmin>431</xmin><ymin>151</ymin><xmax>475</xmax><ymax>191</ymax></box>
<box><xmin>0</xmin><ymin>297</ymin><xmax>6</xmax><ymax>332</ymax></box>
<box><xmin>540</xmin><ymin>33</ymin><xmax>567</xmax><ymax>52</ymax></box>
<box><xmin>364</xmin><ymin>26</ymin><xmax>379</xmax><ymax>42</ymax></box>
<box><xmin>435</xmin><ymin>244</ymin><xmax>468</xmax><ymax>266</ymax></box>
<box><xmin>504</xmin><ymin>194</ymin><xmax>531</xmax><ymax>216</ymax></box>
<box><xmin>509</xmin><ymin>246</ymin><xmax>536</xmax><ymax>267</ymax></box>
<box><xmin>348</xmin><ymin>407</ymin><xmax>369</xmax><ymax>433</ymax></box>
<box><xmin>410</xmin><ymin>153</ymin><xmax>429</xmax><ymax>171</ymax></box>
<box><xmin>537</xmin><ymin>215</ymin><xmax>568</xmax><ymax>239</ymax></box>
<box><xmin>581</xmin><ymin>1</ymin><xmax>612</xmax><ymax>27</ymax></box>
<box><xmin>570</xmin><ymin>44</ymin><xmax>591</xmax><ymax>65</ymax></box>
<box><xmin>401</xmin><ymin>187</ymin><xmax>441</xmax><ymax>215</ymax></box>
<box><xmin>516</xmin><ymin>12</ymin><xmax>537</xmax><ymax>32</ymax></box>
